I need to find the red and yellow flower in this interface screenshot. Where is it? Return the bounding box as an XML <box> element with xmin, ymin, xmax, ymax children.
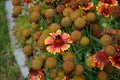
<box><xmin>24</xmin><ymin>0</ymin><xmax>33</xmax><ymax>4</ymax></box>
<box><xmin>81</xmin><ymin>2</ymin><xmax>94</xmax><ymax>10</ymax></box>
<box><xmin>99</xmin><ymin>0</ymin><xmax>118</xmax><ymax>6</ymax></box>
<box><xmin>28</xmin><ymin>69</ymin><xmax>45</xmax><ymax>80</ymax></box>
<box><xmin>109</xmin><ymin>56</ymin><xmax>120</xmax><ymax>69</ymax></box>
<box><xmin>96</xmin><ymin>4</ymin><xmax>110</xmax><ymax>17</ymax></box>
<box><xmin>45</xmin><ymin>30</ymin><xmax>72</xmax><ymax>54</ymax></box>
<box><xmin>91</xmin><ymin>50</ymin><xmax>109</xmax><ymax>70</ymax></box>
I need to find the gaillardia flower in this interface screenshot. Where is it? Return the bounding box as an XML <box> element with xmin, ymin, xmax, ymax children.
<box><xmin>24</xmin><ymin>0</ymin><xmax>33</xmax><ymax>4</ymax></box>
<box><xmin>91</xmin><ymin>50</ymin><xmax>109</xmax><ymax>70</ymax></box>
<box><xmin>109</xmin><ymin>56</ymin><xmax>120</xmax><ymax>69</ymax></box>
<box><xmin>45</xmin><ymin>30</ymin><xmax>72</xmax><ymax>54</ymax></box>
<box><xmin>99</xmin><ymin>0</ymin><xmax>118</xmax><ymax>6</ymax></box>
<box><xmin>96</xmin><ymin>4</ymin><xmax>110</xmax><ymax>17</ymax></box>
<box><xmin>81</xmin><ymin>2</ymin><xmax>94</xmax><ymax>10</ymax></box>
<box><xmin>28</xmin><ymin>69</ymin><xmax>45</xmax><ymax>80</ymax></box>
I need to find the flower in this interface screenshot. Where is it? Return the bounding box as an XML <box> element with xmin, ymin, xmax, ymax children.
<box><xmin>109</xmin><ymin>56</ymin><xmax>120</xmax><ymax>69</ymax></box>
<box><xmin>28</xmin><ymin>69</ymin><xmax>45</xmax><ymax>80</ymax></box>
<box><xmin>91</xmin><ymin>50</ymin><xmax>109</xmax><ymax>70</ymax></box>
<box><xmin>24</xmin><ymin>0</ymin><xmax>33</xmax><ymax>4</ymax></box>
<box><xmin>96</xmin><ymin>4</ymin><xmax>110</xmax><ymax>17</ymax></box>
<box><xmin>80</xmin><ymin>2</ymin><xmax>94</xmax><ymax>10</ymax></box>
<box><xmin>99</xmin><ymin>0</ymin><xmax>118</xmax><ymax>6</ymax></box>
<box><xmin>45</xmin><ymin>30</ymin><xmax>72</xmax><ymax>54</ymax></box>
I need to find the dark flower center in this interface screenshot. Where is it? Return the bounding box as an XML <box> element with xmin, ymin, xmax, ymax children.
<box><xmin>54</xmin><ymin>35</ymin><xmax>64</xmax><ymax>47</ymax></box>
<box><xmin>96</xmin><ymin>51</ymin><xmax>108</xmax><ymax>63</ymax></box>
<box><xmin>29</xmin><ymin>69</ymin><xmax>39</xmax><ymax>76</ymax></box>
<box><xmin>105</xmin><ymin>0</ymin><xmax>112</xmax><ymax>4</ymax></box>
<box><xmin>24</xmin><ymin>0</ymin><xmax>32</xmax><ymax>3</ymax></box>
<box><xmin>83</xmin><ymin>3</ymin><xmax>89</xmax><ymax>7</ymax></box>
<box><xmin>102</xmin><ymin>6</ymin><xmax>110</xmax><ymax>15</ymax></box>
<box><xmin>115</xmin><ymin>56</ymin><xmax>120</xmax><ymax>64</ymax></box>
<box><xmin>101</xmin><ymin>0</ymin><xmax>112</xmax><ymax>4</ymax></box>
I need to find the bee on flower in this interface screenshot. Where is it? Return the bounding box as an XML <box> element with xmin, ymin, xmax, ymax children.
<box><xmin>45</xmin><ymin>30</ymin><xmax>72</xmax><ymax>55</ymax></box>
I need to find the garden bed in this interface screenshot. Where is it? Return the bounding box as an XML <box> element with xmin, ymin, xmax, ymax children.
<box><xmin>6</xmin><ymin>0</ymin><xmax>120</xmax><ymax>80</ymax></box>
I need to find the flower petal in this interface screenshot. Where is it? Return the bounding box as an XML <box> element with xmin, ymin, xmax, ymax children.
<box><xmin>61</xmin><ymin>44</ymin><xmax>70</xmax><ymax>51</ymax></box>
<box><xmin>82</xmin><ymin>2</ymin><xmax>94</xmax><ymax>10</ymax></box>
<box><xmin>49</xmin><ymin>33</ymin><xmax>56</xmax><ymax>38</ymax></box>
<box><xmin>45</xmin><ymin>36</ymin><xmax>54</xmax><ymax>45</ymax></box>
<box><xmin>91</xmin><ymin>50</ymin><xmax>109</xmax><ymax>70</ymax></box>
<box><xmin>109</xmin><ymin>56</ymin><xmax>120</xmax><ymax>69</ymax></box>
<box><xmin>62</xmin><ymin>33</ymin><xmax>72</xmax><ymax>43</ymax></box>
<box><xmin>99</xmin><ymin>0</ymin><xmax>118</xmax><ymax>6</ymax></box>
<box><xmin>56</xmin><ymin>29</ymin><xmax>61</xmax><ymax>35</ymax></box>
<box><xmin>55</xmin><ymin>47</ymin><xmax>60</xmax><ymax>53</ymax></box>
<box><xmin>46</xmin><ymin>46</ymin><xmax>56</xmax><ymax>54</ymax></box>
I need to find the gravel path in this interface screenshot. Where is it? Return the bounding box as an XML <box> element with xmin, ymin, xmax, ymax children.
<box><xmin>5</xmin><ymin>0</ymin><xmax>29</xmax><ymax>79</ymax></box>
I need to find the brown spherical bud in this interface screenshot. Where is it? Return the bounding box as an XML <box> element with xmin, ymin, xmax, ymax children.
<box><xmin>73</xmin><ymin>75</ymin><xmax>85</xmax><ymax>80</ymax></box>
<box><xmin>31</xmin><ymin>22</ymin><xmax>39</xmax><ymax>30</ymax></box>
<box><xmin>39</xmin><ymin>34</ymin><xmax>49</xmax><ymax>41</ymax></box>
<box><xmin>29</xmin><ymin>6</ymin><xmax>34</xmax><ymax>14</ymax></box>
<box><xmin>85</xmin><ymin>56</ymin><xmax>94</xmax><ymax>68</ymax></box>
<box><xmin>33</xmin><ymin>31</ymin><xmax>42</xmax><ymax>41</ymax></box>
<box><xmin>71</xmin><ymin>30</ymin><xmax>82</xmax><ymax>42</ymax></box>
<box><xmin>110</xmin><ymin>6</ymin><xmax>120</xmax><ymax>17</ymax></box>
<box><xmin>56</xmin><ymin>4</ymin><xmax>65</xmax><ymax>14</ymax></box>
<box><xmin>100</xmin><ymin>34</ymin><xmax>113</xmax><ymax>46</ymax></box>
<box><xmin>62</xmin><ymin>52</ymin><xmax>74</xmax><ymax>61</ymax></box>
<box><xmin>75</xmin><ymin>8</ymin><xmax>85</xmax><ymax>16</ymax></box>
<box><xmin>34</xmin><ymin>55</ymin><xmax>44</xmax><ymax>63</ymax></box>
<box><xmin>90</xmin><ymin>23</ymin><xmax>100</xmax><ymax>31</ymax></box>
<box><xmin>32</xmin><ymin>59</ymin><xmax>43</xmax><ymax>70</ymax></box>
<box><xmin>74</xmin><ymin>17</ymin><xmax>86</xmax><ymax>29</ymax></box>
<box><xmin>63</xmin><ymin>60</ymin><xmax>74</xmax><ymax>73</ymax></box>
<box><xmin>42</xmin><ymin>29</ymin><xmax>50</xmax><ymax>35</ymax></box>
<box><xmin>48</xmin><ymin>23</ymin><xmax>60</xmax><ymax>32</ymax></box>
<box><xmin>57</xmin><ymin>70</ymin><xmax>64</xmax><ymax>77</ymax></box>
<box><xmin>45</xmin><ymin>8</ymin><xmax>55</xmax><ymax>19</ymax></box>
<box><xmin>104</xmin><ymin>62</ymin><xmax>115</xmax><ymax>74</ymax></box>
<box><xmin>37</xmin><ymin>39</ymin><xmax>46</xmax><ymax>50</ymax></box>
<box><xmin>50</xmin><ymin>69</ymin><xmax>58</xmax><ymax>79</ymax></box>
<box><xmin>104</xmin><ymin>45</ymin><xmax>115</xmax><ymax>56</ymax></box>
<box><xmin>80</xmin><ymin>36</ymin><xmax>90</xmax><ymax>46</ymax></box>
<box><xmin>70</xmin><ymin>12</ymin><xmax>80</xmax><ymax>21</ymax></box>
<box><xmin>13</xmin><ymin>6</ymin><xmax>22</xmax><ymax>16</ymax></box>
<box><xmin>32</xmin><ymin>4</ymin><xmax>42</xmax><ymax>13</ymax></box>
<box><xmin>30</xmin><ymin>11</ymin><xmax>41</xmax><ymax>22</ymax></box>
<box><xmin>63</xmin><ymin>7</ymin><xmax>73</xmax><ymax>17</ymax></box>
<box><xmin>12</xmin><ymin>0</ymin><xmax>20</xmax><ymax>6</ymax></box>
<box><xmin>115</xmin><ymin>30</ymin><xmax>120</xmax><ymax>40</ymax></box>
<box><xmin>97</xmin><ymin>71</ymin><xmax>108</xmax><ymax>80</ymax></box>
<box><xmin>23</xmin><ymin>45</ymin><xmax>33</xmax><ymax>56</ymax></box>
<box><xmin>45</xmin><ymin>57</ymin><xmax>57</xmax><ymax>69</ymax></box>
<box><xmin>70</xmin><ymin>0</ymin><xmax>80</xmax><ymax>8</ymax></box>
<box><xmin>61</xmin><ymin>17</ymin><xmax>72</xmax><ymax>27</ymax></box>
<box><xmin>54</xmin><ymin>76</ymin><xmax>63</xmax><ymax>80</ymax></box>
<box><xmin>39</xmin><ymin>53</ymin><xmax>48</xmax><ymax>60</ymax></box>
<box><xmin>74</xmin><ymin>64</ymin><xmax>84</xmax><ymax>76</ymax></box>
<box><xmin>86</xmin><ymin>12</ymin><xmax>96</xmax><ymax>22</ymax></box>
<box><xmin>22</xmin><ymin>29</ymin><xmax>30</xmax><ymax>38</ymax></box>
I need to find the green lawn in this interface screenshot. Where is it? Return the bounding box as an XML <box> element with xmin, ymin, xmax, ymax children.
<box><xmin>0</xmin><ymin>1</ymin><xmax>23</xmax><ymax>80</ymax></box>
